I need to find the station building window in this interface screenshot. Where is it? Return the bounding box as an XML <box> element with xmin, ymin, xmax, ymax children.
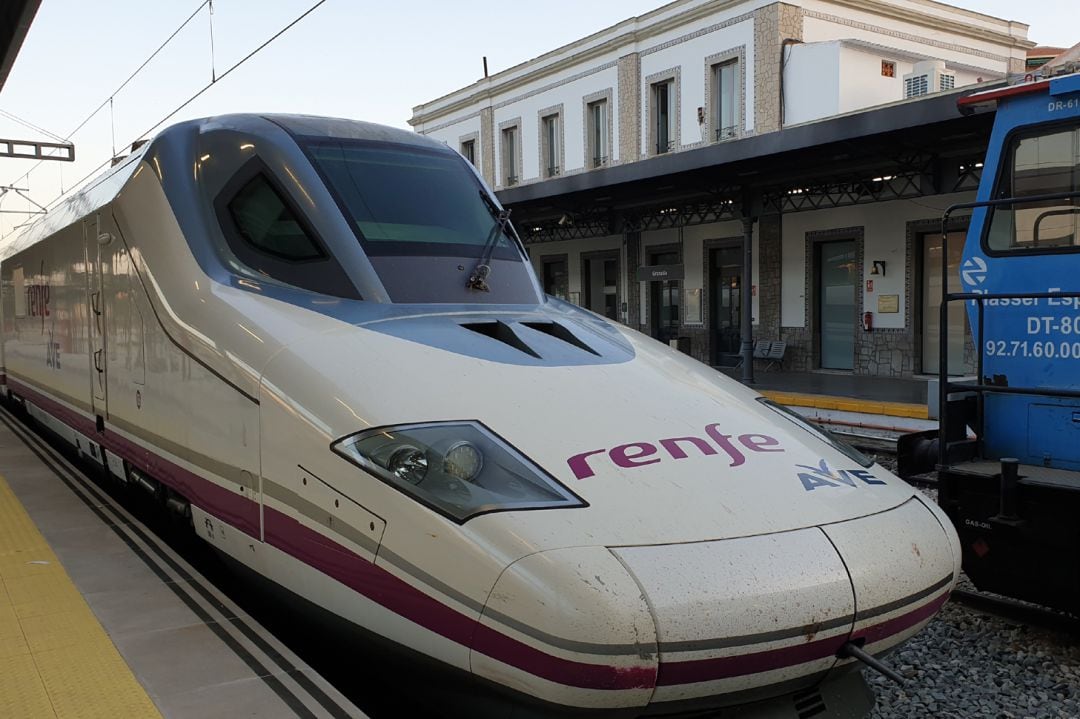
<box><xmin>460</xmin><ymin>139</ymin><xmax>476</xmax><ymax>166</ymax></box>
<box><xmin>652</xmin><ymin>80</ymin><xmax>674</xmax><ymax>155</ymax></box>
<box><xmin>501</xmin><ymin>125</ymin><xmax>519</xmax><ymax>186</ymax></box>
<box><xmin>587</xmin><ymin>99</ymin><xmax>609</xmax><ymax>168</ymax></box>
<box><xmin>711</xmin><ymin>59</ymin><xmax>739</xmax><ymax>141</ymax></box>
<box><xmin>541</xmin><ymin>113</ymin><xmax>561</xmax><ymax>178</ymax></box>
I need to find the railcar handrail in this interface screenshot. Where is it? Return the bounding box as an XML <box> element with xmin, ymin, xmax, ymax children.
<box><xmin>937</xmin><ymin>191</ymin><xmax>1080</xmax><ymax>472</ymax></box>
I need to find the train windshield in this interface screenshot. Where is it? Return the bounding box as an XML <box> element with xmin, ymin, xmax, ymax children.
<box><xmin>987</xmin><ymin>123</ymin><xmax>1080</xmax><ymax>253</ymax></box>
<box><xmin>303</xmin><ymin>139</ymin><xmax>519</xmax><ymax>260</ymax></box>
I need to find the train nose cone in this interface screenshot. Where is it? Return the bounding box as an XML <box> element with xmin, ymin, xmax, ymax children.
<box><xmin>612</xmin><ymin>526</ymin><xmax>857</xmax><ymax>708</ymax></box>
<box><xmin>470</xmin><ymin>499</ymin><xmax>956</xmax><ymax>714</ymax></box>
<box><xmin>820</xmin><ymin>496</ymin><xmax>958</xmax><ymax>661</ymax></box>
<box><xmin>470</xmin><ymin>546</ymin><xmax>660</xmax><ymax>711</ymax></box>
<box><xmin>611</xmin><ymin>498</ymin><xmax>956</xmax><ymax>710</ymax></box>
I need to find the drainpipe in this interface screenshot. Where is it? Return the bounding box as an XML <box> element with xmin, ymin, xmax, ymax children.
<box><xmin>779</xmin><ymin>39</ymin><xmax>802</xmax><ymax>128</ymax></box>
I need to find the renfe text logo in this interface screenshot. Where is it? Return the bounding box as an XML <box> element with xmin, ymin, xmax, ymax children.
<box><xmin>27</xmin><ymin>284</ymin><xmax>50</xmax><ymax>318</ymax></box>
<box><xmin>567</xmin><ymin>424</ymin><xmax>783</xmax><ymax>479</ymax></box>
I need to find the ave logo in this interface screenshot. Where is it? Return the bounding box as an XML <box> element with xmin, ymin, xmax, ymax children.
<box><xmin>796</xmin><ymin>459</ymin><xmax>886</xmax><ymax>491</ymax></box>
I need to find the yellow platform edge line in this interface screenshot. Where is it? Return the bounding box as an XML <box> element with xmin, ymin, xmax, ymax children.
<box><xmin>0</xmin><ymin>474</ymin><xmax>164</xmax><ymax>719</ymax></box>
<box><xmin>761</xmin><ymin>390</ymin><xmax>929</xmax><ymax>420</ymax></box>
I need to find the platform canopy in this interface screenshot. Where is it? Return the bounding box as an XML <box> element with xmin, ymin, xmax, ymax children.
<box><xmin>497</xmin><ymin>87</ymin><xmax>999</xmax><ymax>243</ymax></box>
<box><xmin>0</xmin><ymin>0</ymin><xmax>39</xmax><ymax>95</ymax></box>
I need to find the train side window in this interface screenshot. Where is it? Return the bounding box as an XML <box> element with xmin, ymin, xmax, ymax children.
<box><xmin>227</xmin><ymin>174</ymin><xmax>325</xmax><ymax>261</ymax></box>
<box><xmin>214</xmin><ymin>161</ymin><xmax>361</xmax><ymax>300</ymax></box>
<box><xmin>987</xmin><ymin>126</ymin><xmax>1080</xmax><ymax>253</ymax></box>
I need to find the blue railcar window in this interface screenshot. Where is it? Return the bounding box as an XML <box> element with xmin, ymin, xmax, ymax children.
<box><xmin>987</xmin><ymin>126</ymin><xmax>1080</xmax><ymax>253</ymax></box>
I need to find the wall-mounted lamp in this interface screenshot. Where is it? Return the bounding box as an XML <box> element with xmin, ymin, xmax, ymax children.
<box><xmin>871</xmin><ymin>260</ymin><xmax>887</xmax><ymax>276</ymax></box>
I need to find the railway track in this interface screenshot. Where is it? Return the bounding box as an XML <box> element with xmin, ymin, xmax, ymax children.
<box><xmin>950</xmin><ymin>588</ymin><xmax>1080</xmax><ymax>636</ymax></box>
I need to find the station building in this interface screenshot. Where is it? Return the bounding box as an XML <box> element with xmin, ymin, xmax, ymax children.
<box><xmin>409</xmin><ymin>0</ymin><xmax>1038</xmax><ymax>381</ymax></box>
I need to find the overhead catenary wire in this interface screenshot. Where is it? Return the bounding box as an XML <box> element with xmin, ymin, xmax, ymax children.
<box><xmin>209</xmin><ymin>0</ymin><xmax>217</xmax><ymax>82</ymax></box>
<box><xmin>0</xmin><ymin>109</ymin><xmax>66</xmax><ymax>142</ymax></box>
<box><xmin>131</xmin><ymin>0</ymin><xmax>328</xmax><ymax>146</ymax></box>
<box><xmin>2</xmin><ymin>0</ymin><xmax>330</xmax><ymax>239</ymax></box>
<box><xmin>1</xmin><ymin>0</ymin><xmax>212</xmax><ymax>190</ymax></box>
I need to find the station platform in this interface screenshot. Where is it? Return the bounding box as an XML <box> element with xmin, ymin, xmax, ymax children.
<box><xmin>721</xmin><ymin>370</ymin><xmax>936</xmax><ymax>435</ymax></box>
<box><xmin>0</xmin><ymin>406</ymin><xmax>364</xmax><ymax>719</ymax></box>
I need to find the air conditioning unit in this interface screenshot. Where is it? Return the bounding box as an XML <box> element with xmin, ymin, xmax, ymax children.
<box><xmin>903</xmin><ymin>60</ymin><xmax>956</xmax><ymax>98</ymax></box>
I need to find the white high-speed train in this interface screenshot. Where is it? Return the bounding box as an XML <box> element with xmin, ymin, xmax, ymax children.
<box><xmin>0</xmin><ymin>114</ymin><xmax>959</xmax><ymax>718</ymax></box>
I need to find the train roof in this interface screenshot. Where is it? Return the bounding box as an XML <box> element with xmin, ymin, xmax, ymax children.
<box><xmin>958</xmin><ymin>70</ymin><xmax>1080</xmax><ymax>111</ymax></box>
<box><xmin>0</xmin><ymin>113</ymin><xmax>444</xmax><ymax>261</ymax></box>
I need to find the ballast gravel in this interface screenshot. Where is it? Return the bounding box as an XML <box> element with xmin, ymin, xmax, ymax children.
<box><xmin>867</xmin><ymin>599</ymin><xmax>1080</xmax><ymax>718</ymax></box>
<box><xmin>850</xmin><ymin>463</ymin><xmax>1080</xmax><ymax>718</ymax></box>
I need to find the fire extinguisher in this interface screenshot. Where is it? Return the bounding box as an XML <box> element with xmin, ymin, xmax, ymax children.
<box><xmin>862</xmin><ymin>311</ymin><xmax>873</xmax><ymax>332</ymax></box>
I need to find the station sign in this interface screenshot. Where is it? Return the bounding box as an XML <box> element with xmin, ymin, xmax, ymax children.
<box><xmin>637</xmin><ymin>264</ymin><xmax>685</xmax><ymax>281</ymax></box>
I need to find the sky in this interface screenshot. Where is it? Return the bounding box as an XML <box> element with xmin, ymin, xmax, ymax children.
<box><xmin>0</xmin><ymin>0</ymin><xmax>1075</xmax><ymax>238</ymax></box>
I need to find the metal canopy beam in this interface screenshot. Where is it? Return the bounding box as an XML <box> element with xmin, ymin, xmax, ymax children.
<box><xmin>0</xmin><ymin>137</ymin><xmax>74</xmax><ymax>162</ymax></box>
<box><xmin>497</xmin><ymin>88</ymin><xmax>997</xmax><ymax>208</ymax></box>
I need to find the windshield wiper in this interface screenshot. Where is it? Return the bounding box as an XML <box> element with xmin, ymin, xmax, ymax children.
<box><xmin>467</xmin><ymin>200</ymin><xmax>512</xmax><ymax>292</ymax></box>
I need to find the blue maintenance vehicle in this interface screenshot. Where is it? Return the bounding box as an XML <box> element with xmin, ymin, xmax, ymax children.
<box><xmin>900</xmin><ymin>68</ymin><xmax>1080</xmax><ymax>614</ymax></box>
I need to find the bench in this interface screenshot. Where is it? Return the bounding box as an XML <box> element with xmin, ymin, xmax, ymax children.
<box><xmin>763</xmin><ymin>340</ymin><xmax>786</xmax><ymax>371</ymax></box>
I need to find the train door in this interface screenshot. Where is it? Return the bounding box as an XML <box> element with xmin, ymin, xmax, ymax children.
<box><xmin>84</xmin><ymin>215</ymin><xmax>108</xmax><ymax>421</ymax></box>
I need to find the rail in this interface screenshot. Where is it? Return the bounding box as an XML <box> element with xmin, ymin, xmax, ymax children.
<box><xmin>938</xmin><ymin>191</ymin><xmax>1080</xmax><ymax>470</ymax></box>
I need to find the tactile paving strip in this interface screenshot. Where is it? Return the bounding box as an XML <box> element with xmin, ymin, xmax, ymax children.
<box><xmin>0</xmin><ymin>473</ymin><xmax>163</xmax><ymax>719</ymax></box>
<box><xmin>761</xmin><ymin>390</ymin><xmax>930</xmax><ymax>419</ymax></box>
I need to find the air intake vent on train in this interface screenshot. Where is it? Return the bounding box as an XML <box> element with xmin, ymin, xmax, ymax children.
<box><xmin>521</xmin><ymin>321</ymin><xmax>599</xmax><ymax>355</ymax></box>
<box><xmin>462</xmin><ymin>321</ymin><xmax>541</xmax><ymax>359</ymax></box>
<box><xmin>793</xmin><ymin>688</ymin><xmax>827</xmax><ymax>718</ymax></box>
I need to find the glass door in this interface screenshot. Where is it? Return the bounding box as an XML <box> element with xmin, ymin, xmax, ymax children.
<box><xmin>709</xmin><ymin>245</ymin><xmax>741</xmax><ymax>365</ymax></box>
<box><xmin>649</xmin><ymin>250</ymin><xmax>680</xmax><ymax>342</ymax></box>
<box><xmin>922</xmin><ymin>231</ymin><xmax>968</xmax><ymax>374</ymax></box>
<box><xmin>584</xmin><ymin>253</ymin><xmax>619</xmax><ymax>320</ymax></box>
<box><xmin>818</xmin><ymin>240</ymin><xmax>856</xmax><ymax>370</ymax></box>
<box><xmin>542</xmin><ymin>257</ymin><xmax>568</xmax><ymax>301</ymax></box>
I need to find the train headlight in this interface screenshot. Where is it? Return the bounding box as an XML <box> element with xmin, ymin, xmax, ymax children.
<box><xmin>442</xmin><ymin>441</ymin><xmax>483</xmax><ymax>481</ymax></box>
<box><xmin>386</xmin><ymin>446</ymin><xmax>428</xmax><ymax>485</ymax></box>
<box><xmin>332</xmin><ymin>422</ymin><xmax>586</xmax><ymax>523</ymax></box>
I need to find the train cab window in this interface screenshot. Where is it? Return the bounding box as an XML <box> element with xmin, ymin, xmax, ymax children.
<box><xmin>297</xmin><ymin>138</ymin><xmax>540</xmax><ymax>304</ymax></box>
<box><xmin>228</xmin><ymin>174</ymin><xmax>324</xmax><ymax>261</ymax></box>
<box><xmin>987</xmin><ymin>126</ymin><xmax>1080</xmax><ymax>253</ymax></box>
<box><xmin>301</xmin><ymin>140</ymin><xmax>518</xmax><ymax>259</ymax></box>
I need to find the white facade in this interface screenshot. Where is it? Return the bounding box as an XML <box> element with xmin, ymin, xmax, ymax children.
<box><xmin>409</xmin><ymin>0</ymin><xmax>1034</xmax><ymax>378</ymax></box>
<box><xmin>411</xmin><ymin>0</ymin><xmax>1030</xmax><ymax>190</ymax></box>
